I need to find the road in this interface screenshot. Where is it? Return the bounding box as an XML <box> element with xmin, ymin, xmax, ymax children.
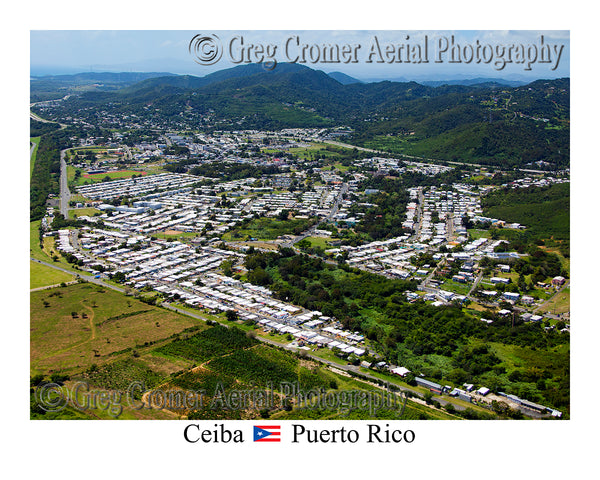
<box><xmin>123</xmin><ymin>144</ymin><xmax>133</xmax><ymax>161</ymax></box>
<box><xmin>163</xmin><ymin>301</ymin><xmax>462</xmax><ymax>412</ymax></box>
<box><xmin>534</xmin><ymin>280</ymin><xmax>570</xmax><ymax>318</ymax></box>
<box><xmin>30</xmin><ymin>140</ymin><xmax>37</xmax><ymax>178</ymax></box>
<box><xmin>320</xmin><ymin>139</ymin><xmax>548</xmax><ymax>174</ymax></box>
<box><xmin>34</xmin><ymin>255</ymin><xmax>552</xmax><ymax>417</ymax></box>
<box><xmin>30</xmin><ymin>101</ymin><xmax>69</xmax><ymax>129</ymax></box>
<box><xmin>30</xmin><ymin>257</ymin><xmax>125</xmax><ymax>293</ymax></box>
<box><xmin>467</xmin><ymin>272</ymin><xmax>484</xmax><ymax>297</ymax></box>
<box><xmin>283</xmin><ymin>182</ymin><xmax>349</xmax><ymax>248</ymax></box>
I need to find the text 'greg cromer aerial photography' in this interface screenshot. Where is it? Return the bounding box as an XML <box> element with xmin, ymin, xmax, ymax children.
<box><xmin>30</xmin><ymin>30</ymin><xmax>570</xmax><ymax>423</ymax></box>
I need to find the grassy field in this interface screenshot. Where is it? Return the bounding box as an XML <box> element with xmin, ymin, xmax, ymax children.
<box><xmin>439</xmin><ymin>279</ymin><xmax>472</xmax><ymax>295</ymax></box>
<box><xmin>30</xmin><ymin>282</ymin><xmax>206</xmax><ymax>375</ymax></box>
<box><xmin>468</xmin><ymin>228</ymin><xmax>491</xmax><ymax>240</ymax></box>
<box><xmin>537</xmin><ymin>287</ymin><xmax>570</xmax><ymax>315</ymax></box>
<box><xmin>72</xmin><ymin>169</ymin><xmax>147</xmax><ymax>187</ymax></box>
<box><xmin>30</xmin><ymin>261</ymin><xmax>75</xmax><ymax>289</ymax></box>
<box><xmin>30</xmin><ymin>220</ymin><xmax>55</xmax><ymax>263</ymax></box>
<box><xmin>489</xmin><ymin>341</ymin><xmax>569</xmax><ymax>376</ymax></box>
<box><xmin>69</xmin><ymin>194</ymin><xmax>90</xmax><ymax>203</ymax></box>
<box><xmin>68</xmin><ymin>207</ymin><xmax>102</xmax><ymax>219</ymax></box>
<box><xmin>30</xmin><ymin>220</ymin><xmax>81</xmax><ymax>274</ymax></box>
<box><xmin>223</xmin><ymin>217</ymin><xmax>314</xmax><ymax>241</ymax></box>
<box><xmin>303</xmin><ymin>235</ymin><xmax>333</xmax><ymax>249</ymax></box>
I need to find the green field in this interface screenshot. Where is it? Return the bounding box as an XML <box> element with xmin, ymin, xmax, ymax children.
<box><xmin>537</xmin><ymin>287</ymin><xmax>570</xmax><ymax>315</ymax></box>
<box><xmin>30</xmin><ymin>261</ymin><xmax>75</xmax><ymax>289</ymax></box>
<box><xmin>30</xmin><ymin>220</ymin><xmax>54</xmax><ymax>263</ymax></box>
<box><xmin>30</xmin><ymin>282</ymin><xmax>205</xmax><ymax>375</ymax></box>
<box><xmin>223</xmin><ymin>216</ymin><xmax>314</xmax><ymax>241</ymax></box>
<box><xmin>439</xmin><ymin>279</ymin><xmax>472</xmax><ymax>295</ymax></box>
<box><xmin>70</xmin><ymin>168</ymin><xmax>147</xmax><ymax>187</ymax></box>
<box><xmin>68</xmin><ymin>207</ymin><xmax>102</xmax><ymax>219</ymax></box>
<box><xmin>303</xmin><ymin>235</ymin><xmax>333</xmax><ymax>249</ymax></box>
<box><xmin>30</xmin><ymin>220</ymin><xmax>81</xmax><ymax>274</ymax></box>
<box><xmin>468</xmin><ymin>228</ymin><xmax>491</xmax><ymax>240</ymax></box>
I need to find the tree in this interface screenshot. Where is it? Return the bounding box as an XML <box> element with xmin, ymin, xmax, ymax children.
<box><xmin>225</xmin><ymin>310</ymin><xmax>239</xmax><ymax>322</ymax></box>
<box><xmin>220</xmin><ymin>259</ymin><xmax>234</xmax><ymax>277</ymax></box>
<box><xmin>248</xmin><ymin>267</ymin><xmax>271</xmax><ymax>286</ymax></box>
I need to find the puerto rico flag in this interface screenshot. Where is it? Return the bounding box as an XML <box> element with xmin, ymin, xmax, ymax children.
<box><xmin>253</xmin><ymin>425</ymin><xmax>281</xmax><ymax>442</ymax></box>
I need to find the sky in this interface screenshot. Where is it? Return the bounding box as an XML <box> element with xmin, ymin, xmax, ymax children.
<box><xmin>30</xmin><ymin>30</ymin><xmax>570</xmax><ymax>81</ymax></box>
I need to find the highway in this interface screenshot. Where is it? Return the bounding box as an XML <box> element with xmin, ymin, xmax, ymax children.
<box><xmin>320</xmin><ymin>138</ymin><xmax>549</xmax><ymax>174</ymax></box>
<box><xmin>30</xmin><ymin>100</ymin><xmax>69</xmax><ymax>129</ymax></box>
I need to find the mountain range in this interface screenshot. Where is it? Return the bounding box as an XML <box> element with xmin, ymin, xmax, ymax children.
<box><xmin>31</xmin><ymin>63</ymin><xmax>569</xmax><ymax>169</ymax></box>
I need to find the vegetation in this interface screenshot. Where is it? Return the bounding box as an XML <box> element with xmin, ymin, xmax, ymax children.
<box><xmin>481</xmin><ymin>182</ymin><xmax>570</xmax><ymax>255</ymax></box>
<box><xmin>224</xmin><ymin>216</ymin><xmax>316</xmax><ymax>241</ymax></box>
<box><xmin>30</xmin><ymin>261</ymin><xmax>74</xmax><ymax>289</ymax></box>
<box><xmin>243</xmin><ymin>249</ymin><xmax>569</xmax><ymax>413</ymax></box>
<box><xmin>154</xmin><ymin>325</ymin><xmax>256</xmax><ymax>363</ymax></box>
<box><xmin>39</xmin><ymin>67</ymin><xmax>569</xmax><ymax>169</ymax></box>
<box><xmin>30</xmin><ymin>283</ymin><xmax>203</xmax><ymax>375</ymax></box>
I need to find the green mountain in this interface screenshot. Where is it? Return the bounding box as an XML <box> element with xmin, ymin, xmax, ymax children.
<box><xmin>32</xmin><ymin>64</ymin><xmax>569</xmax><ymax>169</ymax></box>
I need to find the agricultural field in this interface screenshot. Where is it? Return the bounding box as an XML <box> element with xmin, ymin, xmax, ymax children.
<box><xmin>151</xmin><ymin>325</ymin><xmax>452</xmax><ymax>420</ymax></box>
<box><xmin>32</xmin><ymin>318</ymin><xmax>449</xmax><ymax>420</ymax></box>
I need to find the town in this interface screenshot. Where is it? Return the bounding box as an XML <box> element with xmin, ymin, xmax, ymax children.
<box><xmin>32</xmin><ymin>116</ymin><xmax>569</xmax><ymax>419</ymax></box>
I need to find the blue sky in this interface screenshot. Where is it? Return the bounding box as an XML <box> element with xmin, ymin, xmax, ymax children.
<box><xmin>30</xmin><ymin>30</ymin><xmax>569</xmax><ymax>81</ymax></box>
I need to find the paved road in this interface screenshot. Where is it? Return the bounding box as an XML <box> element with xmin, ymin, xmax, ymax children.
<box><xmin>30</xmin><ymin>257</ymin><xmax>125</xmax><ymax>293</ymax></box>
<box><xmin>320</xmin><ymin>139</ymin><xmax>548</xmax><ymax>174</ymax></box>
<box><xmin>467</xmin><ymin>272</ymin><xmax>484</xmax><ymax>297</ymax></box>
<box><xmin>283</xmin><ymin>182</ymin><xmax>349</xmax><ymax>248</ymax></box>
<box><xmin>35</xmin><ymin>256</ymin><xmax>553</xmax><ymax>417</ymax></box>
<box><xmin>30</xmin><ymin>103</ymin><xmax>68</xmax><ymax>129</ymax></box>
<box><xmin>30</xmin><ymin>280</ymin><xmax>79</xmax><ymax>292</ymax></box>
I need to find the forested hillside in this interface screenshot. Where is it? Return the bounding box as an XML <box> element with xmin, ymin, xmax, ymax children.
<box><xmin>32</xmin><ymin>65</ymin><xmax>569</xmax><ymax>169</ymax></box>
